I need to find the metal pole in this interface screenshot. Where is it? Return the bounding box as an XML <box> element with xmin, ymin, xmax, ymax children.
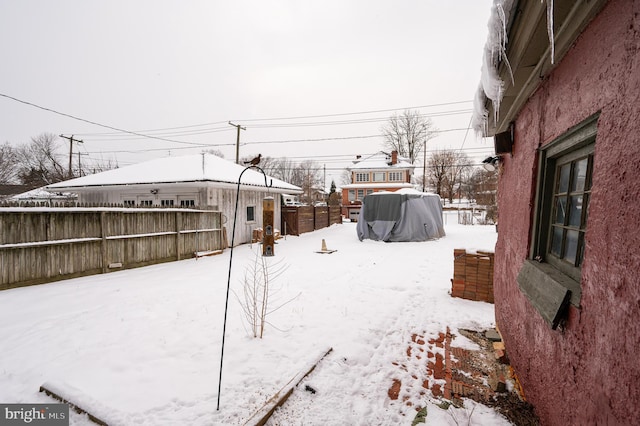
<box><xmin>217</xmin><ymin>165</ymin><xmax>271</xmax><ymax>411</ymax></box>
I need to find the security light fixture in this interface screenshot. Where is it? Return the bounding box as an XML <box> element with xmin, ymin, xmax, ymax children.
<box><xmin>482</xmin><ymin>156</ymin><xmax>501</xmax><ymax>172</ymax></box>
<box><xmin>150</xmin><ymin>189</ymin><xmax>159</xmax><ymax>194</ymax></box>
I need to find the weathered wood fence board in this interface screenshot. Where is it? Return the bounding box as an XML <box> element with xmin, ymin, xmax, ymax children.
<box><xmin>281</xmin><ymin>205</ymin><xmax>342</xmax><ymax>236</ymax></box>
<box><xmin>0</xmin><ymin>209</ymin><xmax>223</xmax><ymax>290</ymax></box>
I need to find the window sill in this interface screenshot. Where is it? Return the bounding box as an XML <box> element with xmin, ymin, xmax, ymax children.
<box><xmin>517</xmin><ymin>260</ymin><xmax>580</xmax><ymax>329</ymax></box>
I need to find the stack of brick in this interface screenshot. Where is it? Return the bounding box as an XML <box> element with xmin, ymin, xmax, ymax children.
<box><xmin>451</xmin><ymin>249</ymin><xmax>494</xmax><ymax>303</ymax></box>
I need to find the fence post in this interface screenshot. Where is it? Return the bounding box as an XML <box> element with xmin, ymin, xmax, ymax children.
<box><xmin>100</xmin><ymin>211</ymin><xmax>108</xmax><ymax>273</ymax></box>
<box><xmin>176</xmin><ymin>211</ymin><xmax>181</xmax><ymax>261</ymax></box>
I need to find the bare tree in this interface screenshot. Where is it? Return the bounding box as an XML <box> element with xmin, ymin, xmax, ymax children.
<box><xmin>381</xmin><ymin>109</ymin><xmax>437</xmax><ymax>164</ymax></box>
<box><xmin>83</xmin><ymin>157</ymin><xmax>119</xmax><ymax>175</ymax></box>
<box><xmin>203</xmin><ymin>149</ymin><xmax>225</xmax><ymax>158</ymax></box>
<box><xmin>290</xmin><ymin>160</ymin><xmax>323</xmax><ymax>204</ymax></box>
<box><xmin>427</xmin><ymin>150</ymin><xmax>471</xmax><ymax>203</ymax></box>
<box><xmin>340</xmin><ymin>169</ymin><xmax>352</xmax><ymax>186</ymax></box>
<box><xmin>239</xmin><ymin>154</ymin><xmax>293</xmax><ymax>182</ymax></box>
<box><xmin>234</xmin><ymin>248</ymin><xmax>298</xmax><ymax>338</ymax></box>
<box><xmin>16</xmin><ymin>133</ymin><xmax>67</xmax><ymax>188</ymax></box>
<box><xmin>267</xmin><ymin>157</ymin><xmax>299</xmax><ymax>184</ymax></box>
<box><xmin>465</xmin><ymin>167</ymin><xmax>498</xmax><ymax>223</ymax></box>
<box><xmin>0</xmin><ymin>142</ymin><xmax>18</xmax><ymax>184</ymax></box>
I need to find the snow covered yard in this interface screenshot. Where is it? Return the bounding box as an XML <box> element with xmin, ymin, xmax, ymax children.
<box><xmin>0</xmin><ymin>214</ymin><xmax>506</xmax><ymax>425</ymax></box>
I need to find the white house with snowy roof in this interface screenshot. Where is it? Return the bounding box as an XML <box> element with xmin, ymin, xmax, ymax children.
<box><xmin>45</xmin><ymin>153</ymin><xmax>303</xmax><ymax>245</ymax></box>
<box><xmin>340</xmin><ymin>150</ymin><xmax>415</xmax><ymax>221</ymax></box>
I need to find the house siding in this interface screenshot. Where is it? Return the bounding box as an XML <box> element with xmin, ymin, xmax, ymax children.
<box><xmin>75</xmin><ymin>186</ymin><xmax>282</xmax><ymax>246</ymax></box>
<box><xmin>495</xmin><ymin>0</ymin><xmax>640</xmax><ymax>424</ymax></box>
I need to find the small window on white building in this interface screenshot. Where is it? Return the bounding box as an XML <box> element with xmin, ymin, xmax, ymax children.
<box><xmin>123</xmin><ymin>200</ymin><xmax>135</xmax><ymax>207</ymax></box>
<box><xmin>161</xmin><ymin>199</ymin><xmax>174</xmax><ymax>207</ymax></box>
<box><xmin>247</xmin><ymin>205</ymin><xmax>256</xmax><ymax>222</ymax></box>
<box><xmin>140</xmin><ymin>199</ymin><xmax>153</xmax><ymax>207</ymax></box>
<box><xmin>180</xmin><ymin>199</ymin><xmax>195</xmax><ymax>208</ymax></box>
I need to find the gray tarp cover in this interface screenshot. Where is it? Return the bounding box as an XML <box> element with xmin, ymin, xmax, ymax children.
<box><xmin>356</xmin><ymin>192</ymin><xmax>445</xmax><ymax>242</ymax></box>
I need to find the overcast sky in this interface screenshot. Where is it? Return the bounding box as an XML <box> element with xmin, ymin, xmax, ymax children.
<box><xmin>0</xmin><ymin>0</ymin><xmax>493</xmax><ymax>185</ymax></box>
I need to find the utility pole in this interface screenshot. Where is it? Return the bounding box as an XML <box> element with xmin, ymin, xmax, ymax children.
<box><xmin>77</xmin><ymin>152</ymin><xmax>89</xmax><ymax>177</ymax></box>
<box><xmin>228</xmin><ymin>122</ymin><xmax>246</xmax><ymax>164</ymax></box>
<box><xmin>422</xmin><ymin>146</ymin><xmax>427</xmax><ymax>192</ymax></box>
<box><xmin>60</xmin><ymin>134</ymin><xmax>83</xmax><ymax>179</ymax></box>
<box><xmin>323</xmin><ymin>164</ymin><xmax>327</xmax><ymax>203</ymax></box>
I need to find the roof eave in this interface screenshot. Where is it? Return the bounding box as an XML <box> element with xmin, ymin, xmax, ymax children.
<box><xmin>46</xmin><ymin>180</ymin><xmax>303</xmax><ymax>195</ymax></box>
<box><xmin>484</xmin><ymin>0</ymin><xmax>608</xmax><ymax>136</ymax></box>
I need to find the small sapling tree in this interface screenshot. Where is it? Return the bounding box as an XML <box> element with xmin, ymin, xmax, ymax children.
<box><xmin>234</xmin><ymin>248</ymin><xmax>299</xmax><ymax>338</ymax></box>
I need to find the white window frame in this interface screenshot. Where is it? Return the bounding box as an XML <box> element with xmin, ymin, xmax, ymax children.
<box><xmin>372</xmin><ymin>172</ymin><xmax>386</xmax><ymax>182</ymax></box>
<box><xmin>355</xmin><ymin>172</ymin><xmax>370</xmax><ymax>183</ymax></box>
<box><xmin>389</xmin><ymin>171</ymin><xmax>403</xmax><ymax>182</ymax></box>
<box><xmin>246</xmin><ymin>205</ymin><xmax>256</xmax><ymax>223</ymax></box>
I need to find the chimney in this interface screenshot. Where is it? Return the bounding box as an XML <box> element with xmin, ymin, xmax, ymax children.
<box><xmin>391</xmin><ymin>150</ymin><xmax>398</xmax><ymax>165</ymax></box>
<box><xmin>356</xmin><ymin>155</ymin><xmax>361</xmax><ymax>159</ymax></box>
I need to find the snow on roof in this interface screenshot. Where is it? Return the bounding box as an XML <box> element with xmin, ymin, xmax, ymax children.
<box><xmin>368</xmin><ymin>188</ymin><xmax>441</xmax><ymax>198</ymax></box>
<box><xmin>472</xmin><ymin>0</ymin><xmax>557</xmax><ymax>135</ymax></box>
<box><xmin>348</xmin><ymin>151</ymin><xmax>414</xmax><ymax>170</ymax></box>
<box><xmin>46</xmin><ymin>154</ymin><xmax>302</xmax><ymax>193</ymax></box>
<box><xmin>341</xmin><ymin>182</ymin><xmax>414</xmax><ymax>190</ymax></box>
<box><xmin>8</xmin><ymin>186</ymin><xmax>76</xmax><ymax>200</ymax></box>
<box><xmin>472</xmin><ymin>0</ymin><xmax>517</xmax><ymax>135</ymax></box>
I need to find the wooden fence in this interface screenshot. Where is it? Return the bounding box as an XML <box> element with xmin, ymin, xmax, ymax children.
<box><xmin>0</xmin><ymin>208</ymin><xmax>224</xmax><ymax>290</ymax></box>
<box><xmin>280</xmin><ymin>205</ymin><xmax>342</xmax><ymax>236</ymax></box>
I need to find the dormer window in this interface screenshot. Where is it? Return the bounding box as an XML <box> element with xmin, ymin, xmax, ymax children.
<box><xmin>373</xmin><ymin>172</ymin><xmax>385</xmax><ymax>182</ymax></box>
<box><xmin>355</xmin><ymin>172</ymin><xmax>369</xmax><ymax>182</ymax></box>
<box><xmin>389</xmin><ymin>171</ymin><xmax>403</xmax><ymax>182</ymax></box>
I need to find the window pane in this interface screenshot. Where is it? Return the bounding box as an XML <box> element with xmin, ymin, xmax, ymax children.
<box><xmin>554</xmin><ymin>196</ymin><xmax>566</xmax><ymax>224</ymax></box>
<box><xmin>564</xmin><ymin>230</ymin><xmax>579</xmax><ymax>264</ymax></box>
<box><xmin>551</xmin><ymin>226</ymin><xmax>563</xmax><ymax>257</ymax></box>
<box><xmin>583</xmin><ymin>193</ymin><xmax>590</xmax><ymax>225</ymax></box>
<box><xmin>557</xmin><ymin>163</ymin><xmax>571</xmax><ymax>193</ymax></box>
<box><xmin>568</xmin><ymin>195</ymin><xmax>583</xmax><ymax>227</ymax></box>
<box><xmin>577</xmin><ymin>232</ymin><xmax>585</xmax><ymax>267</ymax></box>
<box><xmin>571</xmin><ymin>158</ymin><xmax>588</xmax><ymax>192</ymax></box>
<box><xmin>348</xmin><ymin>190</ymin><xmax>355</xmax><ymax>201</ymax></box>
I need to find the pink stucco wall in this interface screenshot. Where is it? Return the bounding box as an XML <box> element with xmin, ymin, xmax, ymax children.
<box><xmin>494</xmin><ymin>0</ymin><xmax>640</xmax><ymax>424</ymax></box>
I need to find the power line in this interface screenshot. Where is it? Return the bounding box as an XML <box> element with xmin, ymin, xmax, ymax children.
<box><xmin>76</xmin><ymin>126</ymin><xmax>233</xmax><ymax>140</ymax></box>
<box><xmin>0</xmin><ymin>92</ymin><xmax>204</xmax><ymax>147</ymax></box>
<box><xmin>1</xmin><ymin>92</ymin><xmax>476</xmax><ymax>146</ymax></box>
<box><xmin>73</xmin><ymin>121</ymin><xmax>230</xmax><ymax>136</ymax></box>
<box><xmin>70</xmin><ymin>111</ymin><xmax>472</xmax><ymax>141</ymax></box>
<box><xmin>232</xmin><ymin>100</ymin><xmax>473</xmax><ymax>122</ymax></box>
<box><xmin>242</xmin><ymin>110</ymin><xmax>473</xmax><ymax>129</ymax></box>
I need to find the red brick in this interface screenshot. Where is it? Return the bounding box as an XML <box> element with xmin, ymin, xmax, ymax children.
<box><xmin>388</xmin><ymin>379</ymin><xmax>401</xmax><ymax>400</ymax></box>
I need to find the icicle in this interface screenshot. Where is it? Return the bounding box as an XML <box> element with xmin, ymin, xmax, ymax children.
<box><xmin>471</xmin><ymin>0</ymin><xmax>516</xmax><ymax>135</ymax></box>
<box><xmin>543</xmin><ymin>0</ymin><xmax>555</xmax><ymax>64</ymax></box>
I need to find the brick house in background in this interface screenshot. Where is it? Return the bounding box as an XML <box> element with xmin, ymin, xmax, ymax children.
<box><xmin>341</xmin><ymin>151</ymin><xmax>414</xmax><ymax>221</ymax></box>
<box><xmin>474</xmin><ymin>0</ymin><xmax>639</xmax><ymax>424</ymax></box>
